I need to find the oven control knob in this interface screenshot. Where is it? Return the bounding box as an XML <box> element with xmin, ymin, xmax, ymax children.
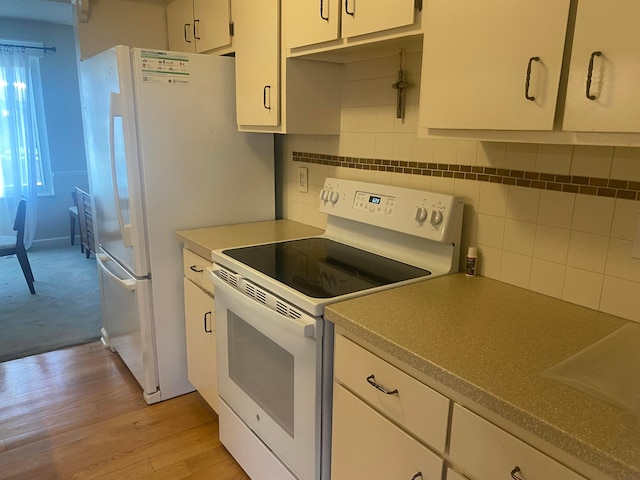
<box><xmin>429</xmin><ymin>209</ymin><xmax>443</xmax><ymax>225</ymax></box>
<box><xmin>415</xmin><ymin>207</ymin><xmax>428</xmax><ymax>223</ymax></box>
<box><xmin>329</xmin><ymin>191</ymin><xmax>339</xmax><ymax>204</ymax></box>
<box><xmin>320</xmin><ymin>189</ymin><xmax>328</xmax><ymax>202</ymax></box>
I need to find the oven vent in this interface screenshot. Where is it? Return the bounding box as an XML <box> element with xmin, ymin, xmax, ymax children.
<box><xmin>218</xmin><ymin>268</ymin><xmax>239</xmax><ymax>288</ymax></box>
<box><xmin>276</xmin><ymin>301</ymin><xmax>303</xmax><ymax>320</ymax></box>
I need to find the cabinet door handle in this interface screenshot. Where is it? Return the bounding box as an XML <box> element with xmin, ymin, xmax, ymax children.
<box><xmin>366</xmin><ymin>374</ymin><xmax>398</xmax><ymax>395</ymax></box>
<box><xmin>183</xmin><ymin>23</ymin><xmax>192</xmax><ymax>43</ymax></box>
<box><xmin>411</xmin><ymin>473</ymin><xmax>423</xmax><ymax>480</ymax></box>
<box><xmin>263</xmin><ymin>85</ymin><xmax>271</xmax><ymax>110</ymax></box>
<box><xmin>511</xmin><ymin>466</ymin><xmax>524</xmax><ymax>480</ymax></box>
<box><xmin>190</xmin><ymin>265</ymin><xmax>204</xmax><ymax>273</ymax></box>
<box><xmin>345</xmin><ymin>0</ymin><xmax>355</xmax><ymax>16</ymax></box>
<box><xmin>204</xmin><ymin>311</ymin><xmax>212</xmax><ymax>333</ymax></box>
<box><xmin>193</xmin><ymin>19</ymin><xmax>201</xmax><ymax>40</ymax></box>
<box><xmin>586</xmin><ymin>51</ymin><xmax>602</xmax><ymax>100</ymax></box>
<box><xmin>320</xmin><ymin>0</ymin><xmax>329</xmax><ymax>21</ymax></box>
<box><xmin>524</xmin><ymin>56</ymin><xmax>540</xmax><ymax>101</ymax></box>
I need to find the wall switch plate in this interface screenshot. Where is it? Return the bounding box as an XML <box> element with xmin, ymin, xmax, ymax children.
<box><xmin>632</xmin><ymin>214</ymin><xmax>640</xmax><ymax>259</ymax></box>
<box><xmin>297</xmin><ymin>167</ymin><xmax>308</xmax><ymax>193</ymax></box>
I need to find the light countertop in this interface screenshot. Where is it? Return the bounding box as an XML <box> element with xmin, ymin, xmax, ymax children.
<box><xmin>325</xmin><ymin>273</ymin><xmax>639</xmax><ymax>480</ymax></box>
<box><xmin>176</xmin><ymin>219</ymin><xmax>324</xmax><ymax>260</ymax></box>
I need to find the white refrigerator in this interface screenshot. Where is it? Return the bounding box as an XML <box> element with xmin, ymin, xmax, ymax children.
<box><xmin>79</xmin><ymin>46</ymin><xmax>275</xmax><ymax>403</ymax></box>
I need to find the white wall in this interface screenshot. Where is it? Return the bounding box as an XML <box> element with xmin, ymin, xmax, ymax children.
<box><xmin>75</xmin><ymin>0</ymin><xmax>168</xmax><ymax>60</ymax></box>
<box><xmin>277</xmin><ymin>52</ymin><xmax>640</xmax><ymax>324</ymax></box>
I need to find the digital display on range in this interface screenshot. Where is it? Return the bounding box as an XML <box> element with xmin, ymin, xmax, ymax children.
<box><xmin>369</xmin><ymin>195</ymin><xmax>381</xmax><ymax>205</ymax></box>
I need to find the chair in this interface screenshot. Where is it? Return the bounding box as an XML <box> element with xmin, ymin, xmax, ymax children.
<box><xmin>0</xmin><ymin>199</ymin><xmax>35</xmax><ymax>294</ymax></box>
<box><xmin>69</xmin><ymin>190</ymin><xmax>84</xmax><ymax>252</ymax></box>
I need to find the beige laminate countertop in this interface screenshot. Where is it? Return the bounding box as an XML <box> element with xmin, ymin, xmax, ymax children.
<box><xmin>325</xmin><ymin>273</ymin><xmax>640</xmax><ymax>480</ymax></box>
<box><xmin>176</xmin><ymin>219</ymin><xmax>324</xmax><ymax>260</ymax></box>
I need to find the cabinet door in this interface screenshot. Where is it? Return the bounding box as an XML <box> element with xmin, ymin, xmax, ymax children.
<box><xmin>331</xmin><ymin>383</ymin><xmax>443</xmax><ymax>480</ymax></box>
<box><xmin>341</xmin><ymin>0</ymin><xmax>416</xmax><ymax>39</ymax></box>
<box><xmin>419</xmin><ymin>0</ymin><xmax>570</xmax><ymax>131</ymax></box>
<box><xmin>183</xmin><ymin>277</ymin><xmax>218</xmax><ymax>412</ymax></box>
<box><xmin>234</xmin><ymin>0</ymin><xmax>280</xmax><ymax>127</ymax></box>
<box><xmin>284</xmin><ymin>0</ymin><xmax>340</xmax><ymax>49</ymax></box>
<box><xmin>193</xmin><ymin>0</ymin><xmax>232</xmax><ymax>53</ymax></box>
<box><xmin>563</xmin><ymin>0</ymin><xmax>640</xmax><ymax>132</ymax></box>
<box><xmin>167</xmin><ymin>0</ymin><xmax>196</xmax><ymax>53</ymax></box>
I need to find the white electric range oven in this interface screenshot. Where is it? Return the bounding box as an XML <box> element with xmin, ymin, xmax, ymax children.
<box><xmin>208</xmin><ymin>178</ymin><xmax>464</xmax><ymax>480</ymax></box>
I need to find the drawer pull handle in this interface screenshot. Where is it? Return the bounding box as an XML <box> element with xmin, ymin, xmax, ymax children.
<box><xmin>366</xmin><ymin>374</ymin><xmax>398</xmax><ymax>395</ymax></box>
<box><xmin>411</xmin><ymin>473</ymin><xmax>423</xmax><ymax>480</ymax></box>
<box><xmin>586</xmin><ymin>51</ymin><xmax>602</xmax><ymax>100</ymax></box>
<box><xmin>190</xmin><ymin>265</ymin><xmax>204</xmax><ymax>273</ymax></box>
<box><xmin>204</xmin><ymin>311</ymin><xmax>212</xmax><ymax>333</ymax></box>
<box><xmin>524</xmin><ymin>56</ymin><xmax>540</xmax><ymax>101</ymax></box>
<box><xmin>511</xmin><ymin>466</ymin><xmax>524</xmax><ymax>480</ymax></box>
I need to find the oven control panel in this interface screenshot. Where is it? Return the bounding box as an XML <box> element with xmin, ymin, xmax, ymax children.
<box><xmin>319</xmin><ymin>178</ymin><xmax>464</xmax><ymax>244</ymax></box>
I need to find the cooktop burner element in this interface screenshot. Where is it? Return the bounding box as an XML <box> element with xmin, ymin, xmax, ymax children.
<box><xmin>223</xmin><ymin>237</ymin><xmax>432</xmax><ymax>298</ymax></box>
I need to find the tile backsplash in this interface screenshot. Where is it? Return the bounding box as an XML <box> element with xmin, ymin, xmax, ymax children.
<box><xmin>276</xmin><ymin>53</ymin><xmax>640</xmax><ymax>324</ymax></box>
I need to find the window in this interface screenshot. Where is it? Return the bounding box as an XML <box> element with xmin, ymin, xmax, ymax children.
<box><xmin>0</xmin><ymin>41</ymin><xmax>54</xmax><ymax>198</ymax></box>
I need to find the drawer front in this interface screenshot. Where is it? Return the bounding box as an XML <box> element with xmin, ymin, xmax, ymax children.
<box><xmin>332</xmin><ymin>383</ymin><xmax>443</xmax><ymax>480</ymax></box>
<box><xmin>334</xmin><ymin>334</ymin><xmax>450</xmax><ymax>453</ymax></box>
<box><xmin>183</xmin><ymin>248</ymin><xmax>214</xmax><ymax>294</ymax></box>
<box><xmin>450</xmin><ymin>405</ymin><xmax>587</xmax><ymax>480</ymax></box>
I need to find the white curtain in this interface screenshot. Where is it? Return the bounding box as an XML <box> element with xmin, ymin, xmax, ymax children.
<box><xmin>0</xmin><ymin>45</ymin><xmax>40</xmax><ymax>249</ymax></box>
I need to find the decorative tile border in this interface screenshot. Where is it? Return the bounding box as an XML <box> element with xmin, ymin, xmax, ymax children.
<box><xmin>292</xmin><ymin>151</ymin><xmax>639</xmax><ymax>201</ymax></box>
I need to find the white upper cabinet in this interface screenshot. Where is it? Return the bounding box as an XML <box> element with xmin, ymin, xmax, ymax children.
<box><xmin>234</xmin><ymin>0</ymin><xmax>280</xmax><ymax>127</ymax></box>
<box><xmin>167</xmin><ymin>0</ymin><xmax>232</xmax><ymax>54</ymax></box>
<box><xmin>285</xmin><ymin>0</ymin><xmax>340</xmax><ymax>49</ymax></box>
<box><xmin>563</xmin><ymin>0</ymin><xmax>640</xmax><ymax>133</ymax></box>
<box><xmin>419</xmin><ymin>0</ymin><xmax>571</xmax><ymax>131</ymax></box>
<box><xmin>285</xmin><ymin>0</ymin><xmax>419</xmax><ymax>50</ymax></box>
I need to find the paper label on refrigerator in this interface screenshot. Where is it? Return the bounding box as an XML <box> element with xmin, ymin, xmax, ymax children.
<box><xmin>139</xmin><ymin>50</ymin><xmax>190</xmax><ymax>85</ymax></box>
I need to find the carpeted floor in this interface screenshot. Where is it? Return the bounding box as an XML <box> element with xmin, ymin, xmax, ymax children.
<box><xmin>0</xmin><ymin>244</ymin><xmax>102</xmax><ymax>363</ymax></box>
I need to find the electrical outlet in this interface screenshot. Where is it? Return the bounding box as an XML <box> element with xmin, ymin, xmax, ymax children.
<box><xmin>632</xmin><ymin>214</ymin><xmax>640</xmax><ymax>259</ymax></box>
<box><xmin>298</xmin><ymin>167</ymin><xmax>308</xmax><ymax>193</ymax></box>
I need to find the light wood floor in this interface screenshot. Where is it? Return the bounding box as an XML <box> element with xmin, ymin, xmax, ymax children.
<box><xmin>0</xmin><ymin>342</ymin><xmax>249</xmax><ymax>480</ymax></box>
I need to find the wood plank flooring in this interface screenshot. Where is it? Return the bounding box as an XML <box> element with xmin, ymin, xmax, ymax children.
<box><xmin>0</xmin><ymin>342</ymin><xmax>249</xmax><ymax>480</ymax></box>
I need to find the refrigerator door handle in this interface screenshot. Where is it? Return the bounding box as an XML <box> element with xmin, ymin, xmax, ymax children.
<box><xmin>109</xmin><ymin>91</ymin><xmax>133</xmax><ymax>247</ymax></box>
<box><xmin>97</xmin><ymin>252</ymin><xmax>136</xmax><ymax>291</ymax></box>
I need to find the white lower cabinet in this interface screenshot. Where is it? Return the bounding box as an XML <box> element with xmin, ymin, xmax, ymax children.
<box><xmin>449</xmin><ymin>405</ymin><xmax>587</xmax><ymax>480</ymax></box>
<box><xmin>331</xmin><ymin>383</ymin><xmax>443</xmax><ymax>480</ymax></box>
<box><xmin>182</xmin><ymin>249</ymin><xmax>218</xmax><ymax>412</ymax></box>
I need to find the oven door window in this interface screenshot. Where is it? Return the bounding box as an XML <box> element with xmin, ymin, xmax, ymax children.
<box><xmin>228</xmin><ymin>311</ymin><xmax>294</xmax><ymax>437</ymax></box>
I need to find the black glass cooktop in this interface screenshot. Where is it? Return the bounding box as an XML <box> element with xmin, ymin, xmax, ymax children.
<box><xmin>222</xmin><ymin>237</ymin><xmax>431</xmax><ymax>299</ymax></box>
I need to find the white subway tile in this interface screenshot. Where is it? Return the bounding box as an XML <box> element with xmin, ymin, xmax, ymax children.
<box><xmin>566</xmin><ymin>231</ymin><xmax>610</xmax><ymax>274</ymax></box>
<box><xmin>457</xmin><ymin>140</ymin><xmax>478</xmax><ymax>166</ymax></box>
<box><xmin>533</xmin><ymin>225</ymin><xmax>570</xmax><ymax>264</ymax></box>
<box><xmin>530</xmin><ymin>259</ymin><xmax>565</xmax><ymax>299</ymax></box>
<box><xmin>537</xmin><ymin>190</ymin><xmax>575</xmax><ymax>228</ymax></box>
<box><xmin>477</xmin><ymin>142</ymin><xmax>506</xmax><ymax>167</ymax></box>
<box><xmin>572</xmin><ymin>194</ymin><xmax>615</xmax><ymax>236</ymax></box>
<box><xmin>412</xmin><ymin>136</ymin><xmax>434</xmax><ymax>163</ymax></box>
<box><xmin>338</xmin><ymin>132</ymin><xmax>359</xmax><ymax>157</ymax></box>
<box><xmin>600</xmin><ymin>276</ymin><xmax>640</xmax><ymax>323</ymax></box>
<box><xmin>612</xmin><ymin>199</ymin><xmax>640</xmax><ymax>240</ymax></box>
<box><xmin>476</xmin><ymin>213</ymin><xmax>505</xmax><ymax>249</ymax></box>
<box><xmin>605</xmin><ymin>238</ymin><xmax>640</xmax><ymax>282</ymax></box>
<box><xmin>454</xmin><ymin>178</ymin><xmax>481</xmax><ymax>210</ymax></box>
<box><xmin>478</xmin><ymin>182</ymin><xmax>508</xmax><ymax>216</ymax></box>
<box><xmin>430</xmin><ymin>176</ymin><xmax>455</xmax><ymax>195</ymax></box>
<box><xmin>499</xmin><ymin>251</ymin><xmax>532</xmax><ymax>289</ymax></box>
<box><xmin>361</xmin><ymin>78</ymin><xmax>381</xmax><ymax>106</ymax></box>
<box><xmin>433</xmin><ymin>139</ymin><xmax>458</xmax><ymax>165</ymax></box>
<box><xmin>506</xmin><ymin>186</ymin><xmax>540</xmax><ymax>222</ymax></box>
<box><xmin>376</xmin><ymin>76</ymin><xmax>397</xmax><ymax>106</ymax></box>
<box><xmin>340</xmin><ymin>107</ymin><xmax>360</xmax><ymax>133</ymax></box>
<box><xmin>393</xmin><ymin>103</ymin><xmax>418</xmax><ymax>134</ymax></box>
<box><xmin>503</xmin><ymin>219</ymin><xmax>536</xmax><ymax>256</ymax></box>
<box><xmin>505</xmin><ymin>143</ymin><xmax>537</xmax><ymax>172</ymax></box>
<box><xmin>477</xmin><ymin>245</ymin><xmax>502</xmax><ymax>279</ymax></box>
<box><xmin>570</xmin><ymin>145</ymin><xmax>613</xmax><ymax>178</ymax></box>
<box><xmin>562</xmin><ymin>267</ymin><xmax>603</xmax><ymax>310</ymax></box>
<box><xmin>392</xmin><ymin>133</ymin><xmax>414</xmax><ymax>161</ymax></box>
<box><xmin>359</xmin><ymin>106</ymin><xmax>378</xmax><ymax>133</ymax></box>
<box><xmin>374</xmin><ymin>133</ymin><xmax>394</xmax><ymax>160</ymax></box>
<box><xmin>611</xmin><ymin>147</ymin><xmax>640</xmax><ymax>182</ymax></box>
<box><xmin>342</xmin><ymin>80</ymin><xmax>362</xmax><ymax>107</ymax></box>
<box><xmin>358</xmin><ymin>133</ymin><xmax>376</xmax><ymax>159</ymax></box>
<box><xmin>535</xmin><ymin>144</ymin><xmax>572</xmax><ymax>174</ymax></box>
<box><xmin>375</xmin><ymin>105</ymin><xmax>396</xmax><ymax>133</ymax></box>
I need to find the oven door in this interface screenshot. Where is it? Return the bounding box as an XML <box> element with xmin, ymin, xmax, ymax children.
<box><xmin>212</xmin><ymin>272</ymin><xmax>323</xmax><ymax>480</ymax></box>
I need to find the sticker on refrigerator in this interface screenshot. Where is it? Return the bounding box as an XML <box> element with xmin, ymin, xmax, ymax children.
<box><xmin>140</xmin><ymin>50</ymin><xmax>190</xmax><ymax>85</ymax></box>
